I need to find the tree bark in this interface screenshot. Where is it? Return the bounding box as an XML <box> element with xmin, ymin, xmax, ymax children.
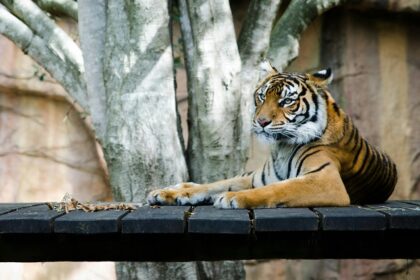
<box><xmin>237</xmin><ymin>0</ymin><xmax>282</xmax><ymax>161</ymax></box>
<box><xmin>34</xmin><ymin>0</ymin><xmax>78</xmax><ymax>21</ymax></box>
<box><xmin>0</xmin><ymin>3</ymin><xmax>87</xmax><ymax>110</ymax></box>
<box><xmin>179</xmin><ymin>1</ymin><xmax>245</xmax><ymax>279</ymax></box>
<box><xmin>78</xmin><ymin>0</ymin><xmax>107</xmax><ymax>141</ymax></box>
<box><xmin>95</xmin><ymin>1</ymin><xmax>192</xmax><ymax>279</ymax></box>
<box><xmin>268</xmin><ymin>0</ymin><xmax>346</xmax><ymax>71</ymax></box>
<box><xmin>181</xmin><ymin>0</ymin><xmax>243</xmax><ymax>182</ymax></box>
<box><xmin>1</xmin><ymin>0</ymin><xmax>83</xmax><ymax>75</ymax></box>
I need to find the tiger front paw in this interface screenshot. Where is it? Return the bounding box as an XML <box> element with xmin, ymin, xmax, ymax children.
<box><xmin>213</xmin><ymin>191</ymin><xmax>272</xmax><ymax>209</ymax></box>
<box><xmin>213</xmin><ymin>192</ymin><xmax>243</xmax><ymax>209</ymax></box>
<box><xmin>147</xmin><ymin>182</ymin><xmax>209</xmax><ymax>206</ymax></box>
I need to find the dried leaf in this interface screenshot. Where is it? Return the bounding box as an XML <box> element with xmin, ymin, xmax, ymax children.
<box><xmin>48</xmin><ymin>194</ymin><xmax>138</xmax><ymax>213</ymax></box>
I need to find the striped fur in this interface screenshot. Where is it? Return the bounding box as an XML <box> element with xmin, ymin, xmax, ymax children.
<box><xmin>148</xmin><ymin>65</ymin><xmax>397</xmax><ymax>208</ymax></box>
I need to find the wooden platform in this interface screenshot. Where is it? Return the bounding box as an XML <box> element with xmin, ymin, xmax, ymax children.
<box><xmin>0</xmin><ymin>201</ymin><xmax>419</xmax><ymax>262</ymax></box>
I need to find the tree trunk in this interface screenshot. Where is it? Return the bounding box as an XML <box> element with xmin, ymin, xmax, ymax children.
<box><xmin>79</xmin><ymin>1</ymin><xmax>196</xmax><ymax>279</ymax></box>
<box><xmin>178</xmin><ymin>1</ymin><xmax>245</xmax><ymax>279</ymax></box>
<box><xmin>181</xmin><ymin>0</ymin><xmax>243</xmax><ymax>182</ymax></box>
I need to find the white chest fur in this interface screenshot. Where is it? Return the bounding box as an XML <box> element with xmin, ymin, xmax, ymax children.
<box><xmin>253</xmin><ymin>143</ymin><xmax>298</xmax><ymax>188</ymax></box>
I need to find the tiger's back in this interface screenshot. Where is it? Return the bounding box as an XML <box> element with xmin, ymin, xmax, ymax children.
<box><xmin>335</xmin><ymin>117</ymin><xmax>397</xmax><ymax>204</ymax></box>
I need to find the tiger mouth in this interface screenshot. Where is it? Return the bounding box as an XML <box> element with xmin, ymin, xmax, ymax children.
<box><xmin>255</xmin><ymin>130</ymin><xmax>292</xmax><ymax>141</ymax></box>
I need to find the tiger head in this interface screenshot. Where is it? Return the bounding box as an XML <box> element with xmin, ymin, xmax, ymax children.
<box><xmin>253</xmin><ymin>61</ymin><xmax>333</xmax><ymax>145</ymax></box>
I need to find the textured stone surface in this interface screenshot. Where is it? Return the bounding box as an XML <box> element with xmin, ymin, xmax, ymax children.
<box><xmin>245</xmin><ymin>7</ymin><xmax>420</xmax><ymax>280</ymax></box>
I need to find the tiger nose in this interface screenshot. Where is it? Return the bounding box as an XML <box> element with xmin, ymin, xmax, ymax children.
<box><xmin>257</xmin><ymin>118</ymin><xmax>272</xmax><ymax>127</ymax></box>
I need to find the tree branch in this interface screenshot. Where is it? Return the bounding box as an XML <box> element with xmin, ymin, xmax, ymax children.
<box><xmin>78</xmin><ymin>0</ymin><xmax>107</xmax><ymax>141</ymax></box>
<box><xmin>0</xmin><ymin>4</ymin><xmax>88</xmax><ymax>111</ymax></box>
<box><xmin>34</xmin><ymin>0</ymin><xmax>78</xmax><ymax>21</ymax></box>
<box><xmin>238</xmin><ymin>0</ymin><xmax>282</xmax><ymax>66</ymax></box>
<box><xmin>178</xmin><ymin>0</ymin><xmax>194</xmax><ymax>76</ymax></box>
<box><xmin>1</xmin><ymin>0</ymin><xmax>84</xmax><ymax>75</ymax></box>
<box><xmin>268</xmin><ymin>0</ymin><xmax>346</xmax><ymax>71</ymax></box>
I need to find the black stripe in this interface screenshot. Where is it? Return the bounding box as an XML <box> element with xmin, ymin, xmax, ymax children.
<box><xmin>349</xmin><ymin>150</ymin><xmax>383</xmax><ymax>199</ymax></box>
<box><xmin>300</xmin><ymin>98</ymin><xmax>311</xmax><ymax>119</ymax></box>
<box><xmin>380</xmin><ymin>155</ymin><xmax>392</xmax><ymax>187</ymax></box>
<box><xmin>272</xmin><ymin>158</ymin><xmax>284</xmax><ymax>181</ymax></box>
<box><xmin>297</xmin><ymin>86</ymin><xmax>307</xmax><ymax>97</ymax></box>
<box><xmin>352</xmin><ymin>147</ymin><xmax>377</xmax><ymax>186</ymax></box>
<box><xmin>336</xmin><ymin>116</ymin><xmax>351</xmax><ymax>143</ymax></box>
<box><xmin>364</xmin><ymin>154</ymin><xmax>396</xmax><ymax>203</ymax></box>
<box><xmin>344</xmin><ymin>123</ymin><xmax>356</xmax><ymax>146</ymax></box>
<box><xmin>294</xmin><ymin>98</ymin><xmax>310</xmax><ymax>120</ymax></box>
<box><xmin>303</xmin><ymin>93</ymin><xmax>318</xmax><ymax>123</ymax></box>
<box><xmin>261</xmin><ymin>162</ymin><xmax>267</xmax><ymax>185</ymax></box>
<box><xmin>290</xmin><ymin>101</ymin><xmax>301</xmax><ymax>112</ymax></box>
<box><xmin>241</xmin><ymin>171</ymin><xmax>253</xmax><ymax>177</ymax></box>
<box><xmin>296</xmin><ymin>145</ymin><xmax>326</xmax><ymax>163</ymax></box>
<box><xmin>296</xmin><ymin>150</ymin><xmax>321</xmax><ymax>176</ymax></box>
<box><xmin>353</xmin><ymin>139</ymin><xmax>370</xmax><ymax>172</ymax></box>
<box><xmin>284</xmin><ymin>115</ymin><xmax>294</xmax><ymax>122</ymax></box>
<box><xmin>345</xmin><ymin>144</ymin><xmax>374</xmax><ymax>193</ymax></box>
<box><xmin>332</xmin><ymin>102</ymin><xmax>340</xmax><ymax>116</ymax></box>
<box><xmin>363</xmin><ymin>152</ymin><xmax>384</xmax><ymax>187</ymax></box>
<box><xmin>286</xmin><ymin>144</ymin><xmax>304</xmax><ymax>178</ymax></box>
<box><xmin>304</xmin><ymin>162</ymin><xmax>330</xmax><ymax>175</ymax></box>
<box><xmin>349</xmin><ymin>138</ymin><xmax>365</xmax><ymax>173</ymax></box>
<box><xmin>251</xmin><ymin>174</ymin><xmax>255</xmax><ymax>188</ymax></box>
<box><xmin>312</xmin><ymin>93</ymin><xmax>319</xmax><ymax>112</ymax></box>
<box><xmin>350</xmin><ymin>129</ymin><xmax>360</xmax><ymax>153</ymax></box>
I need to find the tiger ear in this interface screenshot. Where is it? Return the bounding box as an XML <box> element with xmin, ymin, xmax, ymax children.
<box><xmin>308</xmin><ymin>68</ymin><xmax>333</xmax><ymax>88</ymax></box>
<box><xmin>258</xmin><ymin>60</ymin><xmax>278</xmax><ymax>81</ymax></box>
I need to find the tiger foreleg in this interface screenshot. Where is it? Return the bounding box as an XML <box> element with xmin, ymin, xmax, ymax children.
<box><xmin>147</xmin><ymin>176</ymin><xmax>253</xmax><ymax>206</ymax></box>
<box><xmin>214</xmin><ymin>165</ymin><xmax>350</xmax><ymax>209</ymax></box>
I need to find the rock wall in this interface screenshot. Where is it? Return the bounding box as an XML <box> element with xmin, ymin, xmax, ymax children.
<box><xmin>245</xmin><ymin>7</ymin><xmax>420</xmax><ymax>280</ymax></box>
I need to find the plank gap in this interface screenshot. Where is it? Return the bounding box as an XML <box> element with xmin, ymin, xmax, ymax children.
<box><xmin>184</xmin><ymin>206</ymin><xmax>194</xmax><ymax>234</ymax></box>
<box><xmin>309</xmin><ymin>207</ymin><xmax>323</xmax><ymax>231</ymax></box>
<box><xmin>117</xmin><ymin>211</ymin><xmax>131</xmax><ymax>233</ymax></box>
<box><xmin>248</xmin><ymin>209</ymin><xmax>255</xmax><ymax>236</ymax></box>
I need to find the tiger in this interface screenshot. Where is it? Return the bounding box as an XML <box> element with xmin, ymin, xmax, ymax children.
<box><xmin>147</xmin><ymin>61</ymin><xmax>397</xmax><ymax>209</ymax></box>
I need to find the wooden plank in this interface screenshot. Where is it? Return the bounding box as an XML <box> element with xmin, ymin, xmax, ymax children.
<box><xmin>0</xmin><ymin>204</ymin><xmax>63</xmax><ymax>233</ymax></box>
<box><xmin>1</xmin><ymin>230</ymin><xmax>419</xmax><ymax>261</ymax></box>
<box><xmin>122</xmin><ymin>206</ymin><xmax>189</xmax><ymax>234</ymax></box>
<box><xmin>0</xmin><ymin>203</ymin><xmax>41</xmax><ymax>216</ymax></box>
<box><xmin>188</xmin><ymin>206</ymin><xmax>250</xmax><ymax>234</ymax></box>
<box><xmin>366</xmin><ymin>201</ymin><xmax>420</xmax><ymax>230</ymax></box>
<box><xmin>254</xmin><ymin>208</ymin><xmax>319</xmax><ymax>232</ymax></box>
<box><xmin>314</xmin><ymin>206</ymin><xmax>387</xmax><ymax>231</ymax></box>
<box><xmin>54</xmin><ymin>210</ymin><xmax>128</xmax><ymax>234</ymax></box>
<box><xmin>399</xmin><ymin>200</ymin><xmax>420</xmax><ymax>207</ymax></box>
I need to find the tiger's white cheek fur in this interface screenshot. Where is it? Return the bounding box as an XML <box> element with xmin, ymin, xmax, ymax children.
<box><xmin>287</xmin><ymin>96</ymin><xmax>328</xmax><ymax>144</ymax></box>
